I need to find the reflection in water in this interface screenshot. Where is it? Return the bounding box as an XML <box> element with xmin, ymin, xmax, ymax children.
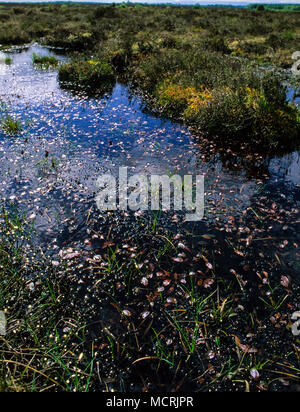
<box><xmin>270</xmin><ymin>151</ymin><xmax>300</xmax><ymax>187</ymax></box>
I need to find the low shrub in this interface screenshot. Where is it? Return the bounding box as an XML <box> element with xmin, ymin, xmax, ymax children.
<box><xmin>111</xmin><ymin>49</ymin><xmax>130</xmax><ymax>72</ymax></box>
<box><xmin>156</xmin><ymin>81</ymin><xmax>212</xmax><ymax>117</ymax></box>
<box><xmin>45</xmin><ymin>32</ymin><xmax>97</xmax><ymax>52</ymax></box>
<box><xmin>160</xmin><ymin>34</ymin><xmax>178</xmax><ymax>49</ymax></box>
<box><xmin>204</xmin><ymin>36</ymin><xmax>231</xmax><ymax>54</ymax></box>
<box><xmin>93</xmin><ymin>5</ymin><xmax>117</xmax><ymax>19</ymax></box>
<box><xmin>266</xmin><ymin>33</ymin><xmax>285</xmax><ymax>49</ymax></box>
<box><xmin>238</xmin><ymin>41</ymin><xmax>268</xmax><ymax>56</ymax></box>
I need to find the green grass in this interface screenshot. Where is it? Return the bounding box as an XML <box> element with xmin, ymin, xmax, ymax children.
<box><xmin>248</xmin><ymin>4</ymin><xmax>300</xmax><ymax>12</ymax></box>
<box><xmin>0</xmin><ymin>212</ymin><xmax>95</xmax><ymax>392</ymax></box>
<box><xmin>32</xmin><ymin>53</ymin><xmax>58</xmax><ymax>68</ymax></box>
<box><xmin>1</xmin><ymin>117</ymin><xmax>22</xmax><ymax>136</ymax></box>
<box><xmin>0</xmin><ymin>208</ymin><xmax>299</xmax><ymax>391</ymax></box>
<box><xmin>58</xmin><ymin>59</ymin><xmax>115</xmax><ymax>94</ymax></box>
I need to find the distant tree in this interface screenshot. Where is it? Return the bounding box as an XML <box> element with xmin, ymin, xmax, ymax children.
<box><xmin>257</xmin><ymin>5</ymin><xmax>265</xmax><ymax>11</ymax></box>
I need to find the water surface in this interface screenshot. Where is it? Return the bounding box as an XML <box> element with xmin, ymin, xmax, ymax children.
<box><xmin>0</xmin><ymin>45</ymin><xmax>299</xmax><ymax>277</ymax></box>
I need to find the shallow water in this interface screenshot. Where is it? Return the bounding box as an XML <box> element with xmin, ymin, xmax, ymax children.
<box><xmin>0</xmin><ymin>45</ymin><xmax>299</xmax><ymax>276</ymax></box>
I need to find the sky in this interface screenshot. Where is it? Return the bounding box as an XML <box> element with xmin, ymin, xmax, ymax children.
<box><xmin>1</xmin><ymin>0</ymin><xmax>300</xmax><ymax>4</ymax></box>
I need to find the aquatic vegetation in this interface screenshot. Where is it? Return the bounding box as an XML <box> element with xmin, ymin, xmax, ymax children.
<box><xmin>156</xmin><ymin>81</ymin><xmax>213</xmax><ymax>116</ymax></box>
<box><xmin>0</xmin><ymin>46</ymin><xmax>299</xmax><ymax>392</ymax></box>
<box><xmin>0</xmin><ymin>204</ymin><xmax>299</xmax><ymax>392</ymax></box>
<box><xmin>0</xmin><ymin>54</ymin><xmax>12</xmax><ymax>65</ymax></box>
<box><xmin>152</xmin><ymin>72</ymin><xmax>300</xmax><ymax>147</ymax></box>
<box><xmin>1</xmin><ymin>117</ymin><xmax>22</xmax><ymax>136</ymax></box>
<box><xmin>36</xmin><ymin>155</ymin><xmax>59</xmax><ymax>177</ymax></box>
<box><xmin>32</xmin><ymin>53</ymin><xmax>59</xmax><ymax>68</ymax></box>
<box><xmin>58</xmin><ymin>59</ymin><xmax>115</xmax><ymax>94</ymax></box>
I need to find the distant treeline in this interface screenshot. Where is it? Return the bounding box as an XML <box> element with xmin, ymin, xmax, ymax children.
<box><xmin>0</xmin><ymin>3</ymin><xmax>299</xmax><ymax>12</ymax></box>
<box><xmin>248</xmin><ymin>4</ymin><xmax>300</xmax><ymax>12</ymax></box>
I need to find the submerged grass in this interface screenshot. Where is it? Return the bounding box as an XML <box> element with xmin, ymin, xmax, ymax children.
<box><xmin>0</xmin><ymin>208</ymin><xmax>299</xmax><ymax>392</ymax></box>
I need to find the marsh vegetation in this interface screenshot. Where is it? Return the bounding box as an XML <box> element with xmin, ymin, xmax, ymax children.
<box><xmin>1</xmin><ymin>116</ymin><xmax>22</xmax><ymax>135</ymax></box>
<box><xmin>32</xmin><ymin>53</ymin><xmax>59</xmax><ymax>67</ymax></box>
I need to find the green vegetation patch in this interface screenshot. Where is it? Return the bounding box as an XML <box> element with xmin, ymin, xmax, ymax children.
<box><xmin>155</xmin><ymin>76</ymin><xmax>299</xmax><ymax>146</ymax></box>
<box><xmin>0</xmin><ymin>222</ymin><xmax>94</xmax><ymax>392</ymax></box>
<box><xmin>0</xmin><ymin>208</ymin><xmax>299</xmax><ymax>392</ymax></box>
<box><xmin>1</xmin><ymin>117</ymin><xmax>22</xmax><ymax>136</ymax></box>
<box><xmin>58</xmin><ymin>59</ymin><xmax>115</xmax><ymax>95</ymax></box>
<box><xmin>133</xmin><ymin>50</ymin><xmax>300</xmax><ymax>148</ymax></box>
<box><xmin>32</xmin><ymin>53</ymin><xmax>59</xmax><ymax>68</ymax></box>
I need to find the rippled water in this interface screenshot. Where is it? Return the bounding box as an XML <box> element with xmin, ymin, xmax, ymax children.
<box><xmin>0</xmin><ymin>45</ymin><xmax>299</xmax><ymax>272</ymax></box>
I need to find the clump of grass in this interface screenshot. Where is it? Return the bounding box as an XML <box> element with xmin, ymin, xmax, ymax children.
<box><xmin>58</xmin><ymin>59</ymin><xmax>115</xmax><ymax>95</ymax></box>
<box><xmin>1</xmin><ymin>117</ymin><xmax>22</xmax><ymax>136</ymax></box>
<box><xmin>181</xmin><ymin>77</ymin><xmax>300</xmax><ymax>147</ymax></box>
<box><xmin>32</xmin><ymin>53</ymin><xmax>59</xmax><ymax>68</ymax></box>
<box><xmin>137</xmin><ymin>50</ymin><xmax>300</xmax><ymax>147</ymax></box>
<box><xmin>4</xmin><ymin>57</ymin><xmax>12</xmax><ymax>65</ymax></box>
